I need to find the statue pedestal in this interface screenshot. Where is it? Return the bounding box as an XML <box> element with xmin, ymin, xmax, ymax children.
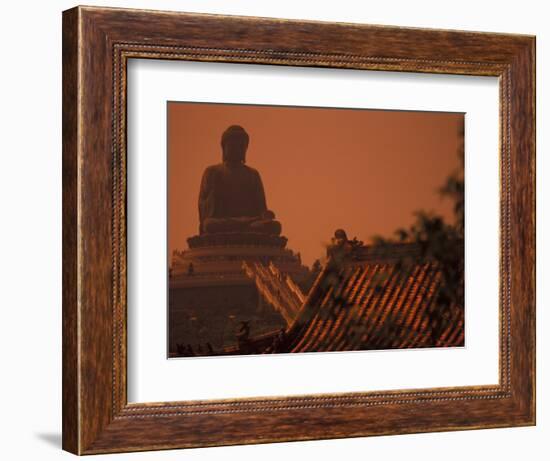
<box><xmin>168</xmin><ymin>232</ymin><xmax>309</xmax><ymax>355</ymax></box>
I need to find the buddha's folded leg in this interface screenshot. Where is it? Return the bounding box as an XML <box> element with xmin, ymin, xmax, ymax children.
<box><xmin>203</xmin><ymin>217</ymin><xmax>250</xmax><ymax>233</ymax></box>
<box><xmin>250</xmin><ymin>219</ymin><xmax>282</xmax><ymax>236</ymax></box>
<box><xmin>203</xmin><ymin>216</ymin><xmax>281</xmax><ymax>235</ymax></box>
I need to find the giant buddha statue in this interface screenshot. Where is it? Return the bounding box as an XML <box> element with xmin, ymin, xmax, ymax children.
<box><xmin>170</xmin><ymin>125</ymin><xmax>310</xmax><ymax>355</ymax></box>
<box><xmin>197</xmin><ymin>125</ymin><xmax>282</xmax><ymax>236</ymax></box>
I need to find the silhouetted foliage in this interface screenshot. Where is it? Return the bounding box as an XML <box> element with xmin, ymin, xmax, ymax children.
<box><xmin>371</xmin><ymin>124</ymin><xmax>465</xmax><ymax>344</ymax></box>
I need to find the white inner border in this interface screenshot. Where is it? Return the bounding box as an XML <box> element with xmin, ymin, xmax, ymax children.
<box><xmin>127</xmin><ymin>59</ymin><xmax>500</xmax><ymax>403</ymax></box>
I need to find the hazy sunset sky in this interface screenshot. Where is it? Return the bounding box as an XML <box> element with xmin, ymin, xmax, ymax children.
<box><xmin>168</xmin><ymin>102</ymin><xmax>463</xmax><ymax>267</ymax></box>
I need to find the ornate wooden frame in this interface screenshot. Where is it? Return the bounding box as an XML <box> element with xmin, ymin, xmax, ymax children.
<box><xmin>62</xmin><ymin>5</ymin><xmax>535</xmax><ymax>455</ymax></box>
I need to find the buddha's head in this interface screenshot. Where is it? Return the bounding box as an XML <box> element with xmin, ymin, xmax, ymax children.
<box><xmin>221</xmin><ymin>125</ymin><xmax>249</xmax><ymax>164</ymax></box>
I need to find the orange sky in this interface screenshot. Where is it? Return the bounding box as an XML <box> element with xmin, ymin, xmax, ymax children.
<box><xmin>168</xmin><ymin>102</ymin><xmax>463</xmax><ymax>267</ymax></box>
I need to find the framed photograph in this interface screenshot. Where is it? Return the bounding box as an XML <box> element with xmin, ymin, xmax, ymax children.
<box><xmin>62</xmin><ymin>5</ymin><xmax>535</xmax><ymax>455</ymax></box>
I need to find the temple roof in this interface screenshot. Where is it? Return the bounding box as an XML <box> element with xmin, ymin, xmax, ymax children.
<box><xmin>244</xmin><ymin>241</ymin><xmax>464</xmax><ymax>354</ymax></box>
